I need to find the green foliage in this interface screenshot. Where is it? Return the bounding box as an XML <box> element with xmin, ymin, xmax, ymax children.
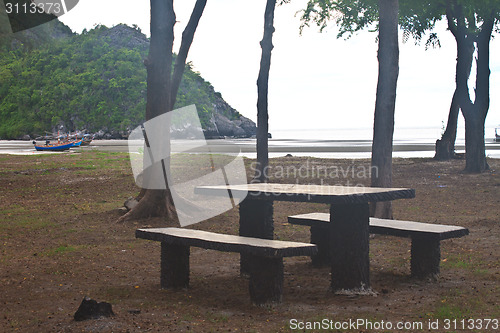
<box><xmin>0</xmin><ymin>23</ymin><xmax>237</xmax><ymax>139</ymax></box>
<box><xmin>299</xmin><ymin>0</ymin><xmax>500</xmax><ymax>44</ymax></box>
<box><xmin>300</xmin><ymin>0</ymin><xmax>444</xmax><ymax>44</ymax></box>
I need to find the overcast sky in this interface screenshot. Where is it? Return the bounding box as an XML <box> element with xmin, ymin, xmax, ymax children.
<box><xmin>59</xmin><ymin>0</ymin><xmax>500</xmax><ymax>135</ymax></box>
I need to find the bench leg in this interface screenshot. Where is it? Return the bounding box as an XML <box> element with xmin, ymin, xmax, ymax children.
<box><xmin>239</xmin><ymin>199</ymin><xmax>274</xmax><ymax>277</ymax></box>
<box><xmin>161</xmin><ymin>242</ymin><xmax>190</xmax><ymax>289</ymax></box>
<box><xmin>310</xmin><ymin>225</ymin><xmax>331</xmax><ymax>267</ymax></box>
<box><xmin>330</xmin><ymin>203</ymin><xmax>370</xmax><ymax>292</ymax></box>
<box><xmin>248</xmin><ymin>255</ymin><xmax>283</xmax><ymax>305</ymax></box>
<box><xmin>411</xmin><ymin>238</ymin><xmax>440</xmax><ymax>280</ymax></box>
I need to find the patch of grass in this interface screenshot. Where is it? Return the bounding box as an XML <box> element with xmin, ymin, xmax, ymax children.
<box><xmin>386</xmin><ymin>256</ymin><xmax>408</xmax><ymax>268</ymax></box>
<box><xmin>181</xmin><ymin>314</ymin><xmax>194</xmax><ymax>321</ymax></box>
<box><xmin>43</xmin><ymin>245</ymin><xmax>77</xmax><ymax>257</ymax></box>
<box><xmin>472</xmin><ymin>268</ymin><xmax>490</xmax><ymax>277</ymax></box>
<box><xmin>104</xmin><ymin>286</ymin><xmax>132</xmax><ymax>300</ymax></box>
<box><xmin>207</xmin><ymin>312</ymin><xmax>229</xmax><ymax>324</ymax></box>
<box><xmin>0</xmin><ymin>215</ymin><xmax>56</xmax><ymax>232</ymax></box>
<box><xmin>432</xmin><ymin>303</ymin><xmax>472</xmax><ymax>320</ymax></box>
<box><xmin>441</xmin><ymin>254</ymin><xmax>478</xmax><ymax>270</ymax></box>
<box><xmin>1</xmin><ymin>204</ymin><xmax>27</xmax><ymax>214</ymax></box>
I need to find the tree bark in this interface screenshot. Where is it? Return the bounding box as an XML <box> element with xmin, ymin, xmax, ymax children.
<box><xmin>255</xmin><ymin>0</ymin><xmax>276</xmax><ymax>182</ymax></box>
<box><xmin>435</xmin><ymin>90</ymin><xmax>460</xmax><ymax>160</ymax></box>
<box><xmin>370</xmin><ymin>0</ymin><xmax>399</xmax><ymax>219</ymax></box>
<box><xmin>464</xmin><ymin>114</ymin><xmax>488</xmax><ymax>172</ymax></box>
<box><xmin>240</xmin><ymin>0</ymin><xmax>277</xmax><ymax>275</ymax></box>
<box><xmin>118</xmin><ymin>0</ymin><xmax>207</xmax><ymax>222</ymax></box>
<box><xmin>455</xmin><ymin>15</ymin><xmax>493</xmax><ymax>173</ymax></box>
<box><xmin>170</xmin><ymin>0</ymin><xmax>207</xmax><ymax>109</ymax></box>
<box><xmin>435</xmin><ymin>9</ymin><xmax>475</xmax><ymax>161</ymax></box>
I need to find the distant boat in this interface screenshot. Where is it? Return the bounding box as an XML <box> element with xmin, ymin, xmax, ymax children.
<box><xmin>33</xmin><ymin>139</ymin><xmax>82</xmax><ymax>151</ymax></box>
<box><xmin>80</xmin><ymin>134</ymin><xmax>93</xmax><ymax>146</ymax></box>
<box><xmin>496</xmin><ymin>127</ymin><xmax>500</xmax><ymax>142</ymax></box>
<box><xmin>70</xmin><ymin>139</ymin><xmax>83</xmax><ymax>148</ymax></box>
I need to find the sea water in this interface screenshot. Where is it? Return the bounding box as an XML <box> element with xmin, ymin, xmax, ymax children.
<box><xmin>1</xmin><ymin>126</ymin><xmax>498</xmax><ymax>158</ymax></box>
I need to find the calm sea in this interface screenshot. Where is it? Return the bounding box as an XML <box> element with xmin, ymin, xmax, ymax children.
<box><xmin>260</xmin><ymin>126</ymin><xmax>500</xmax><ymax>159</ymax></box>
<box><xmin>1</xmin><ymin>126</ymin><xmax>499</xmax><ymax>158</ymax></box>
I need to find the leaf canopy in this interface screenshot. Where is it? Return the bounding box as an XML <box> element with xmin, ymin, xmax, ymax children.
<box><xmin>300</xmin><ymin>0</ymin><xmax>500</xmax><ymax>45</ymax></box>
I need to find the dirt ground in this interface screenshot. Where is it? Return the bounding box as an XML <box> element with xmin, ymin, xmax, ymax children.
<box><xmin>0</xmin><ymin>151</ymin><xmax>499</xmax><ymax>332</ymax></box>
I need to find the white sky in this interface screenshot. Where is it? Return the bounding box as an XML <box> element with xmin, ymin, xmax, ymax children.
<box><xmin>59</xmin><ymin>0</ymin><xmax>500</xmax><ymax>133</ymax></box>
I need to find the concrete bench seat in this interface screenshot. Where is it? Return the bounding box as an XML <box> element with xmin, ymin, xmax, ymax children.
<box><xmin>288</xmin><ymin>213</ymin><xmax>469</xmax><ymax>279</ymax></box>
<box><xmin>136</xmin><ymin>227</ymin><xmax>317</xmax><ymax>305</ymax></box>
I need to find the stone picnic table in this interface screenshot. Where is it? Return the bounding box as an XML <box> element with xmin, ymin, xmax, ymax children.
<box><xmin>195</xmin><ymin>183</ymin><xmax>415</xmax><ymax>293</ymax></box>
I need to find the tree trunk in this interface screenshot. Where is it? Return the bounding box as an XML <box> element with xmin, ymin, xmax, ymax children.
<box><xmin>240</xmin><ymin>0</ymin><xmax>276</xmax><ymax>276</ymax></box>
<box><xmin>456</xmin><ymin>16</ymin><xmax>493</xmax><ymax>173</ymax></box>
<box><xmin>435</xmin><ymin>13</ymin><xmax>475</xmax><ymax>161</ymax></box>
<box><xmin>435</xmin><ymin>90</ymin><xmax>460</xmax><ymax>160</ymax></box>
<box><xmin>118</xmin><ymin>0</ymin><xmax>207</xmax><ymax>222</ymax></box>
<box><xmin>370</xmin><ymin>0</ymin><xmax>399</xmax><ymax>219</ymax></box>
<box><xmin>255</xmin><ymin>0</ymin><xmax>276</xmax><ymax>182</ymax></box>
<box><xmin>464</xmin><ymin>115</ymin><xmax>488</xmax><ymax>172</ymax></box>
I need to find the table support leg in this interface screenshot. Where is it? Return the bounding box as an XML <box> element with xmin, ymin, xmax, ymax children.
<box><xmin>239</xmin><ymin>199</ymin><xmax>274</xmax><ymax>276</ymax></box>
<box><xmin>310</xmin><ymin>225</ymin><xmax>331</xmax><ymax>267</ymax></box>
<box><xmin>161</xmin><ymin>242</ymin><xmax>190</xmax><ymax>289</ymax></box>
<box><xmin>330</xmin><ymin>203</ymin><xmax>370</xmax><ymax>292</ymax></box>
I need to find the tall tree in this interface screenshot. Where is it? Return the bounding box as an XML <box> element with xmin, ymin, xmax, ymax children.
<box><xmin>300</xmin><ymin>0</ymin><xmax>499</xmax><ymax>175</ymax></box>
<box><xmin>435</xmin><ymin>2</ymin><xmax>492</xmax><ymax>163</ymax></box>
<box><xmin>255</xmin><ymin>0</ymin><xmax>277</xmax><ymax>183</ymax></box>
<box><xmin>370</xmin><ymin>0</ymin><xmax>399</xmax><ymax>218</ymax></box>
<box><xmin>118</xmin><ymin>0</ymin><xmax>207</xmax><ymax>223</ymax></box>
<box><xmin>447</xmin><ymin>1</ymin><xmax>498</xmax><ymax>172</ymax></box>
<box><xmin>434</xmin><ymin>7</ymin><xmax>474</xmax><ymax>160</ymax></box>
<box><xmin>239</xmin><ymin>0</ymin><xmax>277</xmax><ymax>276</ymax></box>
<box><xmin>300</xmin><ymin>0</ymin><xmax>403</xmax><ymax>218</ymax></box>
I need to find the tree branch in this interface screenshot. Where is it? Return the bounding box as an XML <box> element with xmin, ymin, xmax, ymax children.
<box><xmin>475</xmin><ymin>16</ymin><xmax>494</xmax><ymax>117</ymax></box>
<box><xmin>446</xmin><ymin>2</ymin><xmax>458</xmax><ymax>37</ymax></box>
<box><xmin>170</xmin><ymin>0</ymin><xmax>207</xmax><ymax>110</ymax></box>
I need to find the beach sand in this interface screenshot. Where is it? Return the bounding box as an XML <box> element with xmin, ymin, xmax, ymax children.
<box><xmin>3</xmin><ymin>138</ymin><xmax>500</xmax><ymax>158</ymax></box>
<box><xmin>0</xmin><ymin>151</ymin><xmax>499</xmax><ymax>332</ymax></box>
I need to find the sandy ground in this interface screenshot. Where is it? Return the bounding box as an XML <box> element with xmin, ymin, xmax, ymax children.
<box><xmin>3</xmin><ymin>138</ymin><xmax>500</xmax><ymax>159</ymax></box>
<box><xmin>0</xmin><ymin>152</ymin><xmax>499</xmax><ymax>332</ymax></box>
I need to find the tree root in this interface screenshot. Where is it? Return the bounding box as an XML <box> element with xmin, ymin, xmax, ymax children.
<box><xmin>117</xmin><ymin>189</ymin><xmax>180</xmax><ymax>226</ymax></box>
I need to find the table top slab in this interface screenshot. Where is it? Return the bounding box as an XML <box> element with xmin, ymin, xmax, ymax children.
<box><xmin>195</xmin><ymin>183</ymin><xmax>415</xmax><ymax>204</ymax></box>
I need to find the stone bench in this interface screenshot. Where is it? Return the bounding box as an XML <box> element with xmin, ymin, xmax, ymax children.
<box><xmin>288</xmin><ymin>213</ymin><xmax>469</xmax><ymax>279</ymax></box>
<box><xmin>135</xmin><ymin>227</ymin><xmax>317</xmax><ymax>305</ymax></box>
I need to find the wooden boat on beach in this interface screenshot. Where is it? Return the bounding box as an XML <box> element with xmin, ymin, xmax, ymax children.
<box><xmin>80</xmin><ymin>134</ymin><xmax>93</xmax><ymax>146</ymax></box>
<box><xmin>33</xmin><ymin>139</ymin><xmax>82</xmax><ymax>151</ymax></box>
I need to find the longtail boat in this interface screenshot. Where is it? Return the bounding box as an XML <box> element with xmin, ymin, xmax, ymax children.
<box><xmin>33</xmin><ymin>139</ymin><xmax>82</xmax><ymax>151</ymax></box>
<box><xmin>80</xmin><ymin>134</ymin><xmax>93</xmax><ymax>146</ymax></box>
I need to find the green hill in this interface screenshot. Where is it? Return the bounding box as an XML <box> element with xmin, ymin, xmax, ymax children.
<box><xmin>0</xmin><ymin>22</ymin><xmax>255</xmax><ymax>139</ymax></box>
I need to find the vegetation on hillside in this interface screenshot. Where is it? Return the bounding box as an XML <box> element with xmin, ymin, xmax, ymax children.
<box><xmin>0</xmin><ymin>23</ymin><xmax>244</xmax><ymax>139</ymax></box>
